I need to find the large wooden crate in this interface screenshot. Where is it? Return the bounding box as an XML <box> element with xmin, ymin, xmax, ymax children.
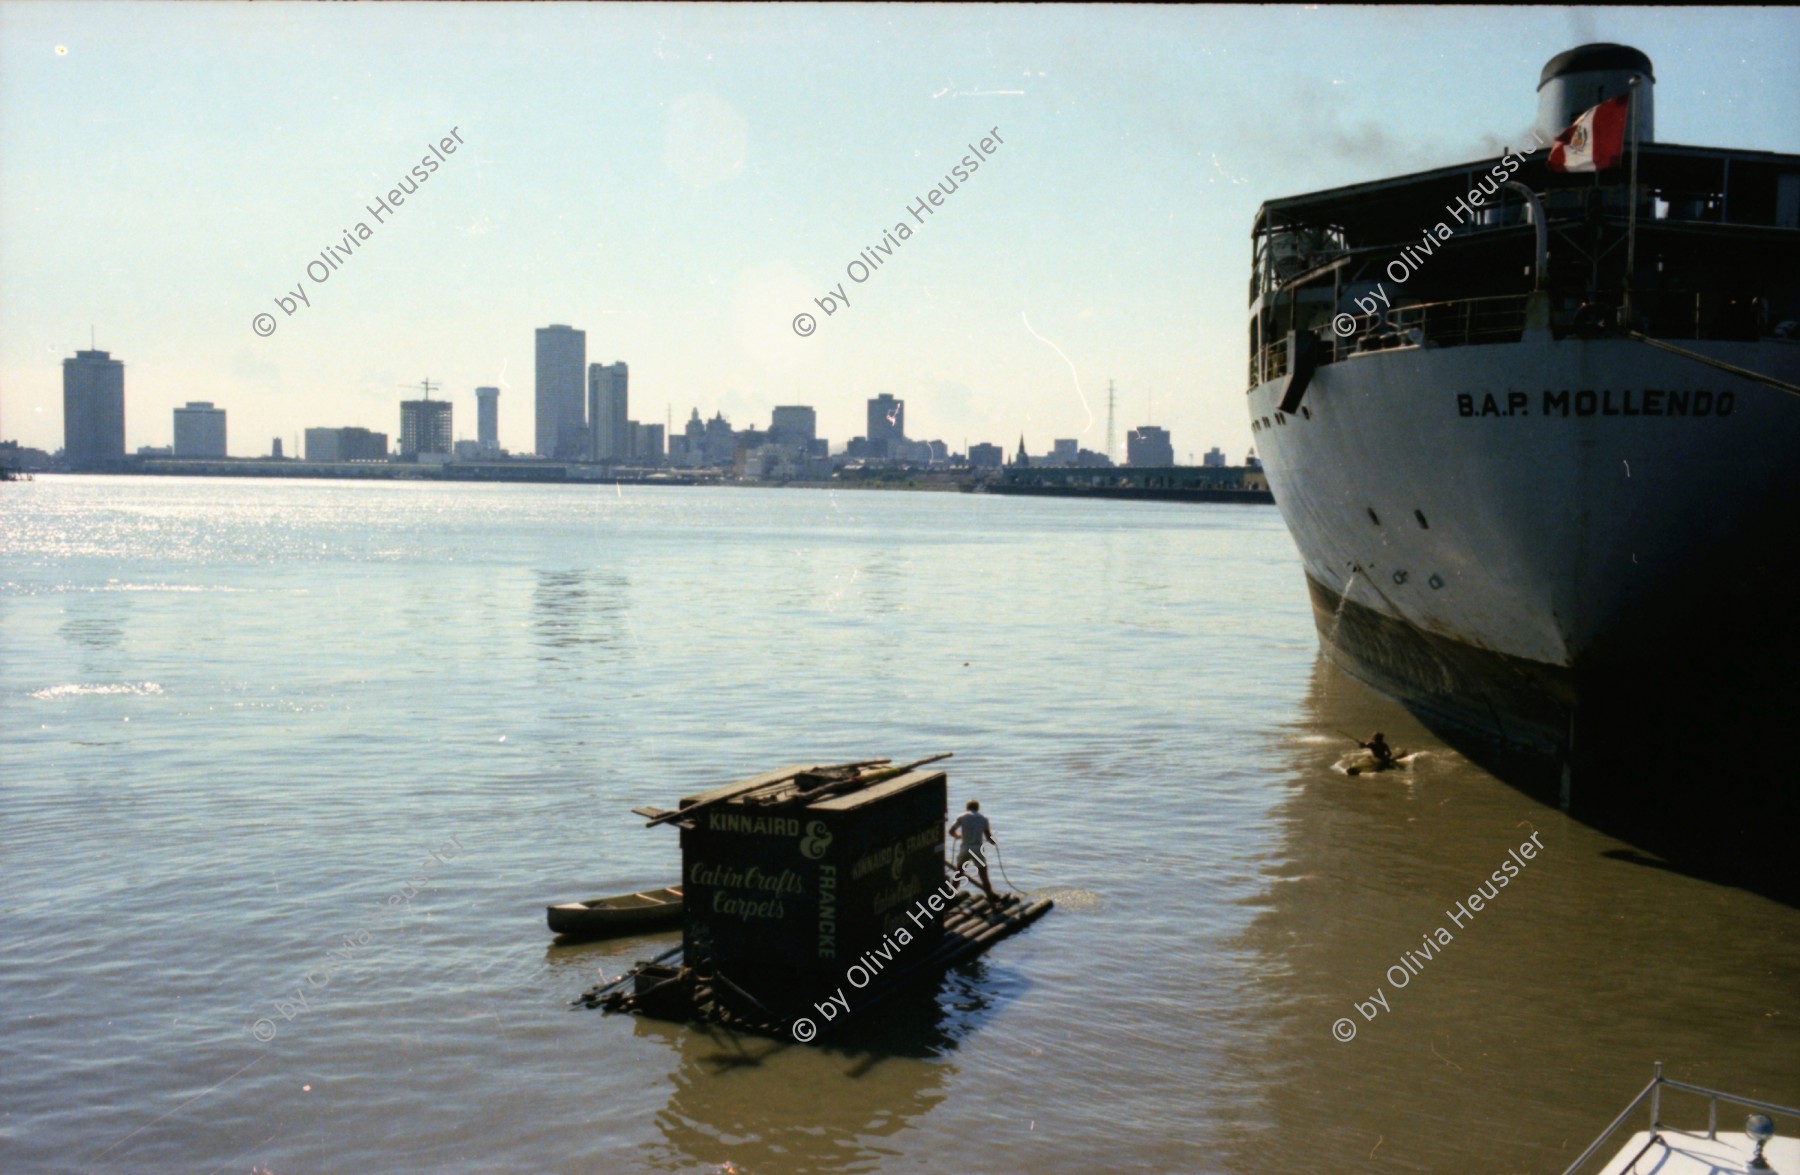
<box><xmin>677</xmin><ymin>765</ymin><xmax>947</xmax><ymax>1016</ymax></box>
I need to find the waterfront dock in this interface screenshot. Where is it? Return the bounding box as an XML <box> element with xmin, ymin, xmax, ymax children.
<box><xmin>990</xmin><ymin>463</ymin><xmax>1274</xmax><ymax>503</ymax></box>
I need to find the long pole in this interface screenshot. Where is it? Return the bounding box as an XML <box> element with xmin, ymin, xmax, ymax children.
<box><xmin>1623</xmin><ymin>76</ymin><xmax>1642</xmax><ymax>327</ymax></box>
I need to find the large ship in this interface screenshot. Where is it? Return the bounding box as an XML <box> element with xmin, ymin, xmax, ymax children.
<box><xmin>1246</xmin><ymin>45</ymin><xmax>1800</xmax><ymax>832</ymax></box>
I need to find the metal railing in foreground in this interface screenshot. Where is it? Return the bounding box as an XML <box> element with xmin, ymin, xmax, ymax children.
<box><xmin>1561</xmin><ymin>1062</ymin><xmax>1800</xmax><ymax>1175</ymax></box>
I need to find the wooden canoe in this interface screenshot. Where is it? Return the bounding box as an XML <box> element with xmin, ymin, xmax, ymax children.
<box><xmin>1346</xmin><ymin>749</ymin><xmax>1413</xmax><ymax>776</ymax></box>
<box><xmin>547</xmin><ymin>886</ymin><xmax>684</xmax><ymax>938</ymax></box>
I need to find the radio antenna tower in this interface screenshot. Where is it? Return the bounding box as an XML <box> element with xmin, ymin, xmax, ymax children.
<box><xmin>1105</xmin><ymin>379</ymin><xmax>1116</xmax><ymax>462</ymax></box>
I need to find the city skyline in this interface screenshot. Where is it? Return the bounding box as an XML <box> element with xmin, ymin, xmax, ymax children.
<box><xmin>33</xmin><ymin>334</ymin><xmax>1223</xmax><ymax>468</ymax></box>
<box><xmin>3</xmin><ymin>8</ymin><xmax>1796</xmax><ymax>459</ymax></box>
<box><xmin>26</xmin><ymin>329</ymin><xmax>1227</xmax><ymax>466</ymax></box>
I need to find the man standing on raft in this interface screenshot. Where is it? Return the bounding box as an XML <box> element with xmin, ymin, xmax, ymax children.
<box><xmin>948</xmin><ymin>799</ymin><xmax>1003</xmax><ymax>904</ymax></box>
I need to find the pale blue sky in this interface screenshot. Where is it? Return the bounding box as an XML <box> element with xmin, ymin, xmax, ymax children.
<box><xmin>3</xmin><ymin>4</ymin><xmax>1796</xmax><ymax>458</ymax></box>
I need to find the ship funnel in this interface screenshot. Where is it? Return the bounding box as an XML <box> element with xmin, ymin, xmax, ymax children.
<box><xmin>1537</xmin><ymin>43</ymin><xmax>1655</xmax><ymax>144</ymax></box>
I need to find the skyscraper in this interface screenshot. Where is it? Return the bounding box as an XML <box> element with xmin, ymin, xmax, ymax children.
<box><xmin>671</xmin><ymin>407</ymin><xmax>706</xmax><ymax>468</ymax></box>
<box><xmin>638</xmin><ymin>422</ymin><xmax>665</xmax><ymax>464</ymax></box>
<box><xmin>588</xmin><ymin>361</ymin><xmax>629</xmax><ymax>463</ymax></box>
<box><xmin>969</xmin><ymin>442</ymin><xmax>1003</xmax><ymax>469</ymax></box>
<box><xmin>62</xmin><ymin>348</ymin><xmax>125</xmax><ymax>468</ymax></box>
<box><xmin>400</xmin><ymin>400</ymin><xmax>453</xmax><ymax>456</ymax></box>
<box><xmin>867</xmin><ymin>394</ymin><xmax>905</xmax><ymax>456</ymax></box>
<box><xmin>475</xmin><ymin>386</ymin><xmax>500</xmax><ymax>452</ymax></box>
<box><xmin>1127</xmin><ymin>426</ymin><xmax>1175</xmax><ymax>467</ymax></box>
<box><xmin>769</xmin><ymin>405</ymin><xmax>817</xmax><ymax>446</ymax></box>
<box><xmin>173</xmin><ymin>401</ymin><xmax>227</xmax><ymax>458</ymax></box>
<box><xmin>535</xmin><ymin>325</ymin><xmax>586</xmax><ymax>459</ymax></box>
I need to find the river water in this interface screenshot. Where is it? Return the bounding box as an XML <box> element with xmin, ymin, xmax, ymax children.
<box><xmin>2</xmin><ymin>476</ymin><xmax>1795</xmax><ymax>1174</ymax></box>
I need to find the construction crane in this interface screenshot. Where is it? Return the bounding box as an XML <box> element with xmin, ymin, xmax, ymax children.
<box><xmin>399</xmin><ymin>378</ymin><xmax>441</xmax><ymax>401</ymax></box>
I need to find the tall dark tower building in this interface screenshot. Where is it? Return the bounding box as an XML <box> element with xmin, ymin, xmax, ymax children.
<box><xmin>1126</xmin><ymin>425</ymin><xmax>1174</xmax><ymax>467</ymax></box>
<box><xmin>867</xmin><ymin>393</ymin><xmax>905</xmax><ymax>457</ymax></box>
<box><xmin>475</xmin><ymin>386</ymin><xmax>500</xmax><ymax>452</ymax></box>
<box><xmin>535</xmin><ymin>325</ymin><xmax>586</xmax><ymax>459</ymax></box>
<box><xmin>62</xmin><ymin>348</ymin><xmax>126</xmax><ymax>468</ymax></box>
<box><xmin>587</xmin><ymin>361</ymin><xmax>629</xmax><ymax>463</ymax></box>
<box><xmin>769</xmin><ymin>405</ymin><xmax>817</xmax><ymax>446</ymax></box>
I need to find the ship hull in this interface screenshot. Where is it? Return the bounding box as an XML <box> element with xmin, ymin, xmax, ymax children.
<box><xmin>1249</xmin><ymin>332</ymin><xmax>1800</xmax><ymax>818</ymax></box>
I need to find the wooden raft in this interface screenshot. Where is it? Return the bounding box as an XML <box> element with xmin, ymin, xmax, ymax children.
<box><xmin>573</xmin><ymin>888</ymin><xmax>1054</xmax><ymax>1040</ymax></box>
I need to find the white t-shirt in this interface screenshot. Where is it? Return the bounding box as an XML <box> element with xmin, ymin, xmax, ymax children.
<box><xmin>951</xmin><ymin>811</ymin><xmax>990</xmax><ymax>852</ymax></box>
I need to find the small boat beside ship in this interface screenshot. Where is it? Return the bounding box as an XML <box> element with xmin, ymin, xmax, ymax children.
<box><xmin>1341</xmin><ymin>748</ymin><xmax>1415</xmax><ymax>777</ymax></box>
<box><xmin>546</xmin><ymin>886</ymin><xmax>683</xmax><ymax>939</ymax></box>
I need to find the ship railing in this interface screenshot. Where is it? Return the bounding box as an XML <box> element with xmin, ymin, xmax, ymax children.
<box><xmin>1254</xmin><ymin>342</ymin><xmax>1289</xmax><ymax>385</ymax></box>
<box><xmin>1251</xmin><ymin>293</ymin><xmax>1534</xmax><ymax>386</ymax></box>
<box><xmin>1346</xmin><ymin>293</ymin><xmax>1531</xmax><ymax>358</ymax></box>
<box><xmin>1559</xmin><ymin>1062</ymin><xmax>1800</xmax><ymax>1175</ymax></box>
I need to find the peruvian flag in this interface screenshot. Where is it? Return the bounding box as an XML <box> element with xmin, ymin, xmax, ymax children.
<box><xmin>1548</xmin><ymin>94</ymin><xmax>1630</xmax><ymax>173</ymax></box>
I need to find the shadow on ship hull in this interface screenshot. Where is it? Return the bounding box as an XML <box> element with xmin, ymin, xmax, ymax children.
<box><xmin>1308</xmin><ymin>573</ymin><xmax>1800</xmax><ymax>907</ymax></box>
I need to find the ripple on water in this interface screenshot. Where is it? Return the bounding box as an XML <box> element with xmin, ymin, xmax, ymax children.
<box><xmin>27</xmin><ymin>682</ymin><xmax>164</xmax><ymax>700</ymax></box>
<box><xmin>1029</xmin><ymin>886</ymin><xmax>1105</xmax><ymax>910</ymax></box>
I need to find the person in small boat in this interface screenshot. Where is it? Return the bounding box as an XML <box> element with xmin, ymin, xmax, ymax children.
<box><xmin>948</xmin><ymin>800</ymin><xmax>1002</xmax><ymax>904</ymax></box>
<box><xmin>1361</xmin><ymin>732</ymin><xmax>1397</xmax><ymax>770</ymax></box>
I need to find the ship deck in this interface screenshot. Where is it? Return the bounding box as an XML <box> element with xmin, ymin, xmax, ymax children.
<box><xmin>1589</xmin><ymin>1130</ymin><xmax>1799</xmax><ymax>1175</ymax></box>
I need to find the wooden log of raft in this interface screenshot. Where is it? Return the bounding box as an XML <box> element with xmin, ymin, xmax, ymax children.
<box><xmin>784</xmin><ymin>753</ymin><xmax>953</xmax><ymax>805</ymax></box>
<box><xmin>642</xmin><ymin>759</ymin><xmax>892</xmax><ymax>827</ymax></box>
